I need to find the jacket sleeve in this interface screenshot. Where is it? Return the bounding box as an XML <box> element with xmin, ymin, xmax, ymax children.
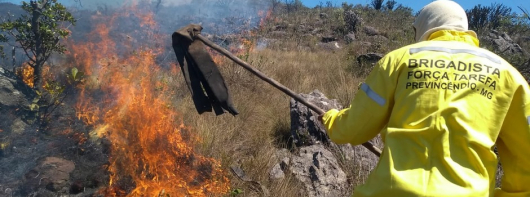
<box><xmin>495</xmin><ymin>81</ymin><xmax>530</xmax><ymax>196</ymax></box>
<box><xmin>322</xmin><ymin>54</ymin><xmax>399</xmax><ymax>145</ymax></box>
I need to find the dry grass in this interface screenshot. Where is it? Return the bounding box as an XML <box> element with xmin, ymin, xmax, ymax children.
<box><xmin>171</xmin><ymin>43</ymin><xmax>370</xmax><ymax>196</ymax></box>
<box><xmin>165</xmin><ymin>3</ymin><xmax>530</xmax><ymax>196</ymax></box>
<box><xmin>167</xmin><ymin>5</ymin><xmax>420</xmax><ymax>196</ymax></box>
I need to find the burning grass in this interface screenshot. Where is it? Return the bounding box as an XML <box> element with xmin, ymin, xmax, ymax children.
<box><xmin>5</xmin><ymin>1</ymin><xmax>413</xmax><ymax>196</ymax></box>
<box><xmin>64</xmin><ymin>2</ymin><xmax>231</xmax><ymax>196</ymax></box>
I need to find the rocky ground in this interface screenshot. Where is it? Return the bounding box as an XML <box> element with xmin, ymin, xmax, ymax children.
<box><xmin>0</xmin><ymin>67</ymin><xmax>109</xmax><ymax>197</ymax></box>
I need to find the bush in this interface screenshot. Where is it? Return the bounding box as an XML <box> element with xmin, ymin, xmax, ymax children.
<box><xmin>385</xmin><ymin>0</ymin><xmax>396</xmax><ymax>11</ymax></box>
<box><xmin>370</xmin><ymin>0</ymin><xmax>384</xmax><ymax>10</ymax></box>
<box><xmin>467</xmin><ymin>3</ymin><xmax>512</xmax><ymax>32</ymax></box>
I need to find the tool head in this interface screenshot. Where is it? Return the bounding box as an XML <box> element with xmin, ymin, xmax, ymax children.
<box><xmin>173</xmin><ymin>24</ymin><xmax>203</xmax><ymax>42</ymax></box>
<box><xmin>172</xmin><ymin>24</ymin><xmax>239</xmax><ymax>116</ymax></box>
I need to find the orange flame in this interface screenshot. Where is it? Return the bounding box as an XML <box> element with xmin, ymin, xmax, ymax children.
<box><xmin>258</xmin><ymin>8</ymin><xmax>274</xmax><ymax>30</ymax></box>
<box><xmin>65</xmin><ymin>1</ymin><xmax>229</xmax><ymax>196</ymax></box>
<box><xmin>16</xmin><ymin>63</ymin><xmax>34</xmax><ymax>88</ymax></box>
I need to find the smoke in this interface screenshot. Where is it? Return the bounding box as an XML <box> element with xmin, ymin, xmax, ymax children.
<box><xmin>74</xmin><ymin>0</ymin><xmax>270</xmax><ymax>34</ymax></box>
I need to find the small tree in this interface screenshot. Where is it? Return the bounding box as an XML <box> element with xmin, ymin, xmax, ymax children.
<box><xmin>0</xmin><ymin>0</ymin><xmax>75</xmax><ymax>89</ymax></box>
<box><xmin>385</xmin><ymin>0</ymin><xmax>396</xmax><ymax>11</ymax></box>
<box><xmin>371</xmin><ymin>0</ymin><xmax>384</xmax><ymax>10</ymax></box>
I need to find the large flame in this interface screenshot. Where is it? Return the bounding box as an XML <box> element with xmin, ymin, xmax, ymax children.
<box><xmin>66</xmin><ymin>1</ymin><xmax>229</xmax><ymax>196</ymax></box>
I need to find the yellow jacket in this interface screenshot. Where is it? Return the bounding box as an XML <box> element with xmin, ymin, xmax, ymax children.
<box><xmin>322</xmin><ymin>30</ymin><xmax>530</xmax><ymax>197</ymax></box>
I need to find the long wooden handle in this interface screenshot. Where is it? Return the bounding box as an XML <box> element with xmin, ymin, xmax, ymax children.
<box><xmin>195</xmin><ymin>34</ymin><xmax>382</xmax><ymax>157</ymax></box>
<box><xmin>195</xmin><ymin>34</ymin><xmax>325</xmax><ymax>114</ymax></box>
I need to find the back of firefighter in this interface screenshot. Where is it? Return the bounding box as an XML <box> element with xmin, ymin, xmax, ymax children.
<box><xmin>320</xmin><ymin>0</ymin><xmax>530</xmax><ymax>196</ymax></box>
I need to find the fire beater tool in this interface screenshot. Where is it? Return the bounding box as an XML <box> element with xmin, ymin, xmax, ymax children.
<box><xmin>172</xmin><ymin>24</ymin><xmax>382</xmax><ymax>157</ymax></box>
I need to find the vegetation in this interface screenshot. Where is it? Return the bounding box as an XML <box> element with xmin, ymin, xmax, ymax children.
<box><xmin>0</xmin><ymin>34</ymin><xmax>6</xmax><ymax>58</ymax></box>
<box><xmin>175</xmin><ymin>2</ymin><xmax>407</xmax><ymax>195</ymax></box>
<box><xmin>0</xmin><ymin>0</ymin><xmax>529</xmax><ymax>196</ymax></box>
<box><xmin>182</xmin><ymin>2</ymin><xmax>529</xmax><ymax>196</ymax></box>
<box><xmin>1</xmin><ymin>0</ymin><xmax>78</xmax><ymax>132</ymax></box>
<box><xmin>466</xmin><ymin>3</ymin><xmax>513</xmax><ymax>32</ymax></box>
<box><xmin>370</xmin><ymin>0</ymin><xmax>384</xmax><ymax>10</ymax></box>
<box><xmin>0</xmin><ymin>0</ymin><xmax>75</xmax><ymax>89</ymax></box>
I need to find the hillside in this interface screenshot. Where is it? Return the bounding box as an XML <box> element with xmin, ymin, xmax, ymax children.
<box><xmin>0</xmin><ymin>1</ymin><xmax>529</xmax><ymax>196</ymax></box>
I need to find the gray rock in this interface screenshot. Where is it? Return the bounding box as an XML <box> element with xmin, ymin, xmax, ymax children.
<box><xmin>269</xmin><ymin>161</ymin><xmax>286</xmax><ymax>180</ymax></box>
<box><xmin>357</xmin><ymin>53</ymin><xmax>384</xmax><ymax>66</ymax></box>
<box><xmin>290</xmin><ymin>145</ymin><xmax>348</xmax><ymax>197</ymax></box>
<box><xmin>270</xmin><ymin>150</ymin><xmax>291</xmax><ymax>180</ymax></box>
<box><xmin>319</xmin><ymin>13</ymin><xmax>329</xmax><ymax>19</ymax></box>
<box><xmin>288</xmin><ymin>90</ymin><xmax>384</xmax><ymax>195</ymax></box>
<box><xmin>320</xmin><ymin>35</ymin><xmax>337</xmax><ymax>43</ymax></box>
<box><xmin>0</xmin><ymin>67</ymin><xmax>34</xmax><ymax>110</ymax></box>
<box><xmin>483</xmin><ymin>30</ymin><xmax>525</xmax><ymax>55</ymax></box>
<box><xmin>0</xmin><ymin>67</ymin><xmax>36</xmax><ymax>158</ymax></box>
<box><xmin>270</xmin><ymin>165</ymin><xmax>284</xmax><ymax>179</ymax></box>
<box><xmin>297</xmin><ymin>24</ymin><xmax>312</xmax><ymax>33</ymax></box>
<box><xmin>290</xmin><ymin>90</ymin><xmax>342</xmax><ymax>147</ymax></box>
<box><xmin>367</xmin><ymin>35</ymin><xmax>388</xmax><ymax>42</ymax></box>
<box><xmin>281</xmin><ymin>157</ymin><xmax>290</xmax><ymax>168</ymax></box>
<box><xmin>316</xmin><ymin>42</ymin><xmax>341</xmax><ymax>51</ymax></box>
<box><xmin>22</xmin><ymin>157</ymin><xmax>75</xmax><ymax>193</ymax></box>
<box><xmin>311</xmin><ymin>28</ymin><xmax>323</xmax><ymax>35</ymax></box>
<box><xmin>363</xmin><ymin>26</ymin><xmax>380</xmax><ymax>36</ymax></box>
<box><xmin>345</xmin><ymin>32</ymin><xmax>356</xmax><ymax>43</ymax></box>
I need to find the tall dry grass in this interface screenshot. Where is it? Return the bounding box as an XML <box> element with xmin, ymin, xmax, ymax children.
<box><xmin>171</xmin><ymin>45</ymin><xmax>369</xmax><ymax>196</ymax></box>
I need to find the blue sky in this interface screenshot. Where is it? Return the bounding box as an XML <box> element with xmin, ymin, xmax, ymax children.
<box><xmin>2</xmin><ymin>0</ymin><xmax>529</xmax><ymax>14</ymax></box>
<box><xmin>303</xmin><ymin>0</ymin><xmax>529</xmax><ymax>14</ymax></box>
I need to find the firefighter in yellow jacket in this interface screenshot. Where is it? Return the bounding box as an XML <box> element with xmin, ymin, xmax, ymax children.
<box><xmin>320</xmin><ymin>0</ymin><xmax>530</xmax><ymax>196</ymax></box>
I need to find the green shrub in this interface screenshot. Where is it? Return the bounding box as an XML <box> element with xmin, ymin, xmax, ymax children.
<box><xmin>466</xmin><ymin>3</ymin><xmax>513</xmax><ymax>32</ymax></box>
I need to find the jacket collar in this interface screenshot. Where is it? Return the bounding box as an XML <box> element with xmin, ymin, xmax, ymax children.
<box><xmin>426</xmin><ymin>30</ymin><xmax>479</xmax><ymax>47</ymax></box>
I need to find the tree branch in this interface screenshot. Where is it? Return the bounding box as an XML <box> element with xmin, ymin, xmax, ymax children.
<box><xmin>519</xmin><ymin>6</ymin><xmax>530</xmax><ymax>21</ymax></box>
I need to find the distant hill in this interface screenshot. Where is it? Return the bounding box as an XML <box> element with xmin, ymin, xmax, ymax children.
<box><xmin>0</xmin><ymin>3</ymin><xmax>24</xmax><ymax>19</ymax></box>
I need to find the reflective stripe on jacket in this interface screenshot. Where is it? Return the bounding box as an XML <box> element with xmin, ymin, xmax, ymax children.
<box><xmin>322</xmin><ymin>30</ymin><xmax>530</xmax><ymax>197</ymax></box>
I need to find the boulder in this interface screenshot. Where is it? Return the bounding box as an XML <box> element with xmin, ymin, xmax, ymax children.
<box><xmin>483</xmin><ymin>30</ymin><xmax>525</xmax><ymax>55</ymax></box>
<box><xmin>363</xmin><ymin>26</ymin><xmax>381</xmax><ymax>36</ymax></box>
<box><xmin>345</xmin><ymin>32</ymin><xmax>356</xmax><ymax>43</ymax></box>
<box><xmin>290</xmin><ymin>90</ymin><xmax>341</xmax><ymax>146</ymax></box>
<box><xmin>290</xmin><ymin>145</ymin><xmax>348</xmax><ymax>197</ymax></box>
<box><xmin>316</xmin><ymin>42</ymin><xmax>341</xmax><ymax>51</ymax></box>
<box><xmin>0</xmin><ymin>67</ymin><xmax>36</xmax><ymax>158</ymax></box>
<box><xmin>269</xmin><ymin>157</ymin><xmax>290</xmax><ymax>180</ymax></box>
<box><xmin>288</xmin><ymin>90</ymin><xmax>382</xmax><ymax>191</ymax></box>
<box><xmin>320</xmin><ymin>35</ymin><xmax>337</xmax><ymax>43</ymax></box>
<box><xmin>357</xmin><ymin>53</ymin><xmax>384</xmax><ymax>66</ymax></box>
<box><xmin>22</xmin><ymin>157</ymin><xmax>75</xmax><ymax>194</ymax></box>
